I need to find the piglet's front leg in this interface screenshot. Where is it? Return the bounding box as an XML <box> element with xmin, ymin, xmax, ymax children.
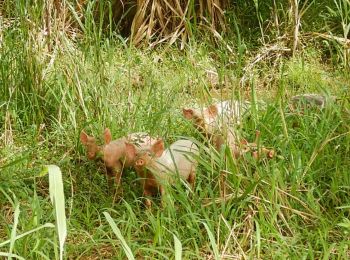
<box><xmin>106</xmin><ymin>167</ymin><xmax>123</xmax><ymax>195</ymax></box>
<box><xmin>142</xmin><ymin>184</ymin><xmax>165</xmax><ymax>208</ymax></box>
<box><xmin>187</xmin><ymin>169</ymin><xmax>196</xmax><ymax>191</ymax></box>
<box><xmin>159</xmin><ymin>185</ymin><xmax>167</xmax><ymax>208</ymax></box>
<box><xmin>143</xmin><ymin>189</ymin><xmax>153</xmax><ymax>208</ymax></box>
<box><xmin>114</xmin><ymin>171</ymin><xmax>122</xmax><ymax>189</ymax></box>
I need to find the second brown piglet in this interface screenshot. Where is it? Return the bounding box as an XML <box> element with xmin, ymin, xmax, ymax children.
<box><xmin>125</xmin><ymin>139</ymin><xmax>199</xmax><ymax>207</ymax></box>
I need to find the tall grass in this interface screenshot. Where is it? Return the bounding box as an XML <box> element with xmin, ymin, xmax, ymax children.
<box><xmin>1</xmin><ymin>0</ymin><xmax>350</xmax><ymax>259</ymax></box>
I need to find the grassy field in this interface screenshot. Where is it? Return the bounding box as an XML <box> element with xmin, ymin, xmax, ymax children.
<box><xmin>1</xmin><ymin>1</ymin><xmax>350</xmax><ymax>259</ymax></box>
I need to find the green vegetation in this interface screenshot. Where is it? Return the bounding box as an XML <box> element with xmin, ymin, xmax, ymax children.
<box><xmin>1</xmin><ymin>0</ymin><xmax>349</xmax><ymax>259</ymax></box>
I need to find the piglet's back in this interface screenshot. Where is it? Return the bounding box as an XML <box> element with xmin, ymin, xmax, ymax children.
<box><xmin>155</xmin><ymin>140</ymin><xmax>199</xmax><ymax>182</ymax></box>
<box><xmin>127</xmin><ymin>132</ymin><xmax>158</xmax><ymax>151</ymax></box>
<box><xmin>215</xmin><ymin>100</ymin><xmax>250</xmax><ymax>127</ymax></box>
<box><xmin>103</xmin><ymin>138</ymin><xmax>128</xmax><ymax>167</ymax></box>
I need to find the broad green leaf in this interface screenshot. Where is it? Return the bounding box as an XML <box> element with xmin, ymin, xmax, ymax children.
<box><xmin>47</xmin><ymin>165</ymin><xmax>67</xmax><ymax>260</ymax></box>
<box><xmin>174</xmin><ymin>234</ymin><xmax>182</xmax><ymax>260</ymax></box>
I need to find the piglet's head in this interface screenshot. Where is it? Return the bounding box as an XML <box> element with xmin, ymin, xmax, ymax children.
<box><xmin>80</xmin><ymin>130</ymin><xmax>101</xmax><ymax>160</ymax></box>
<box><xmin>183</xmin><ymin>108</ymin><xmax>206</xmax><ymax>134</ymax></box>
<box><xmin>127</xmin><ymin>139</ymin><xmax>165</xmax><ymax>169</ymax></box>
<box><xmin>182</xmin><ymin>105</ymin><xmax>218</xmax><ymax>135</ymax></box>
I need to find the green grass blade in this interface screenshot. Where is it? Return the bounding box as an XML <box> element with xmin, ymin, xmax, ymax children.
<box><xmin>202</xmin><ymin>222</ymin><xmax>219</xmax><ymax>260</ymax></box>
<box><xmin>0</xmin><ymin>252</ymin><xmax>25</xmax><ymax>260</ymax></box>
<box><xmin>0</xmin><ymin>223</ymin><xmax>55</xmax><ymax>248</ymax></box>
<box><xmin>47</xmin><ymin>165</ymin><xmax>67</xmax><ymax>260</ymax></box>
<box><xmin>9</xmin><ymin>202</ymin><xmax>20</xmax><ymax>258</ymax></box>
<box><xmin>103</xmin><ymin>212</ymin><xmax>135</xmax><ymax>260</ymax></box>
<box><xmin>255</xmin><ymin>220</ymin><xmax>261</xmax><ymax>258</ymax></box>
<box><xmin>173</xmin><ymin>234</ymin><xmax>182</xmax><ymax>260</ymax></box>
<box><xmin>335</xmin><ymin>205</ymin><xmax>350</xmax><ymax>209</ymax></box>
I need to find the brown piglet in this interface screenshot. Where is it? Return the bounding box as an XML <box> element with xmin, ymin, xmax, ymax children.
<box><xmin>80</xmin><ymin>128</ymin><xmax>158</xmax><ymax>190</ymax></box>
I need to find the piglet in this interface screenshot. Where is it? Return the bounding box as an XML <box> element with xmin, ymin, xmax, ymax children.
<box><xmin>289</xmin><ymin>93</ymin><xmax>335</xmax><ymax>111</ymax></box>
<box><xmin>182</xmin><ymin>100</ymin><xmax>250</xmax><ymax>137</ymax></box>
<box><xmin>125</xmin><ymin>139</ymin><xmax>199</xmax><ymax>207</ymax></box>
<box><xmin>80</xmin><ymin>128</ymin><xmax>158</xmax><ymax>189</ymax></box>
<box><xmin>182</xmin><ymin>100</ymin><xmax>274</xmax><ymax>160</ymax></box>
<box><xmin>213</xmin><ymin>129</ymin><xmax>275</xmax><ymax>160</ymax></box>
<box><xmin>212</xmin><ymin>129</ymin><xmax>243</xmax><ymax>158</ymax></box>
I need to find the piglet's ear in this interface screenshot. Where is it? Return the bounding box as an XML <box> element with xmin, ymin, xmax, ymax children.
<box><xmin>152</xmin><ymin>139</ymin><xmax>165</xmax><ymax>157</ymax></box>
<box><xmin>80</xmin><ymin>131</ymin><xmax>89</xmax><ymax>145</ymax></box>
<box><xmin>182</xmin><ymin>108</ymin><xmax>194</xmax><ymax>119</ymax></box>
<box><xmin>125</xmin><ymin>142</ymin><xmax>137</xmax><ymax>161</ymax></box>
<box><xmin>207</xmin><ymin>105</ymin><xmax>218</xmax><ymax>117</ymax></box>
<box><xmin>104</xmin><ymin>128</ymin><xmax>112</xmax><ymax>144</ymax></box>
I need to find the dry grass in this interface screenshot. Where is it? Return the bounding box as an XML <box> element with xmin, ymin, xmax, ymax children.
<box><xmin>35</xmin><ymin>0</ymin><xmax>228</xmax><ymax>47</ymax></box>
<box><xmin>130</xmin><ymin>0</ymin><xmax>227</xmax><ymax>47</ymax></box>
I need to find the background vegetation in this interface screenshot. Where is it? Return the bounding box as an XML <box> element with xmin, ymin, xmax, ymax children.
<box><xmin>1</xmin><ymin>0</ymin><xmax>349</xmax><ymax>259</ymax></box>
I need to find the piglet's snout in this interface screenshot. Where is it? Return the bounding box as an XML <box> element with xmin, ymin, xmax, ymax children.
<box><xmin>88</xmin><ymin>152</ymin><xmax>95</xmax><ymax>160</ymax></box>
<box><xmin>135</xmin><ymin>159</ymin><xmax>145</xmax><ymax>167</ymax></box>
